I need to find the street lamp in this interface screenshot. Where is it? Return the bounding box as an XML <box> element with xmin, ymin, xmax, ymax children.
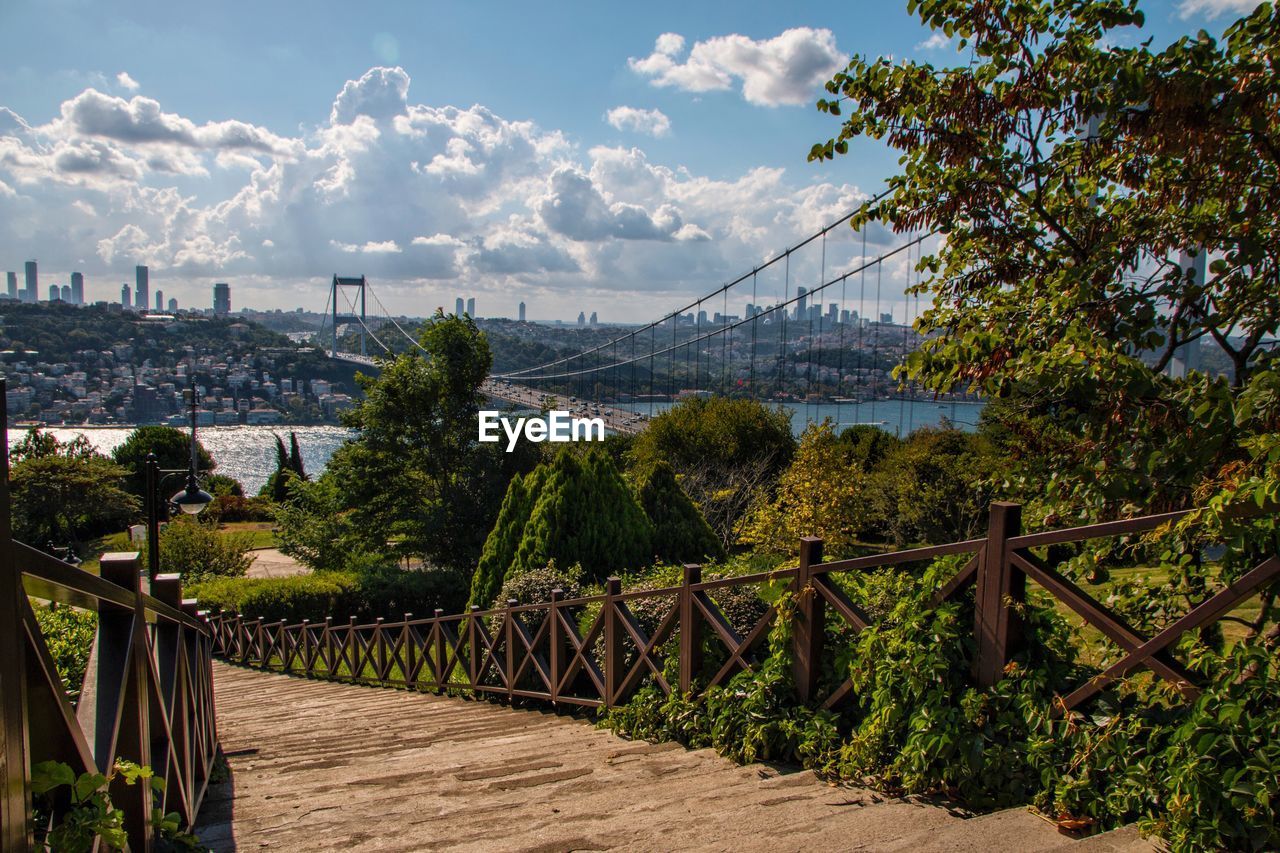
<box><xmin>144</xmin><ymin>377</ymin><xmax>212</xmax><ymax>576</ymax></box>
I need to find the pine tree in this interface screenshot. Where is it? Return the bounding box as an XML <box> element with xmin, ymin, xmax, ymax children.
<box><xmin>635</xmin><ymin>461</ymin><xmax>724</xmax><ymax>564</ymax></box>
<box><xmin>470</xmin><ymin>448</ymin><xmax>654</xmax><ymax>604</ymax></box>
<box><xmin>288</xmin><ymin>432</ymin><xmax>308</xmax><ymax>480</ymax></box>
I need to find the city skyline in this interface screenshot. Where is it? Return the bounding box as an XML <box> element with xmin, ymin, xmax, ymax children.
<box><xmin>0</xmin><ymin>0</ymin><xmax>1248</xmax><ymax>322</ymax></box>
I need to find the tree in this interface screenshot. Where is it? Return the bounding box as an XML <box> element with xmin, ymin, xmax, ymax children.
<box><xmin>470</xmin><ymin>449</ymin><xmax>654</xmax><ymax>604</ymax></box>
<box><xmin>261</xmin><ymin>432</ymin><xmax>307</xmax><ymax>504</ymax></box>
<box><xmin>10</xmin><ymin>451</ymin><xmax>137</xmax><ymax>548</ymax></box>
<box><xmin>811</xmin><ymin>0</ymin><xmax>1280</xmax><ymax>525</ymax></box>
<box><xmin>147</xmin><ymin>519</ymin><xmax>253</xmax><ymax>583</ymax></box>
<box><xmin>634</xmin><ymin>461</ymin><xmax>724</xmax><ymax>565</ymax></box>
<box><xmin>110</xmin><ymin>426</ymin><xmax>215</xmax><ymax>501</ymax></box>
<box><xmin>278</xmin><ymin>311</ymin><xmax>538</xmax><ymax>577</ymax></box>
<box><xmin>629</xmin><ymin>397</ymin><xmax>796</xmax><ymax>550</ymax></box>
<box><xmin>740</xmin><ymin>422</ymin><xmax>870</xmax><ymax>558</ymax></box>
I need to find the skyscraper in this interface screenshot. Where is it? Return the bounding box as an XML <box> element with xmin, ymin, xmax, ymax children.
<box><xmin>589</xmin><ymin>311</ymin><xmax>598</xmax><ymax>326</ymax></box>
<box><xmin>135</xmin><ymin>265</ymin><xmax>149</xmax><ymax>310</ymax></box>
<box><xmin>24</xmin><ymin>261</ymin><xmax>37</xmax><ymax>303</ymax></box>
<box><xmin>6</xmin><ymin>272</ymin><xmax>16</xmax><ymax>300</ymax></box>
<box><xmin>121</xmin><ymin>283</ymin><xmax>131</xmax><ymax>306</ymax></box>
<box><xmin>60</xmin><ymin>285</ymin><xmax>71</xmax><ymax>302</ymax></box>
<box><xmin>455</xmin><ymin>297</ymin><xmax>464</xmax><ymax>316</ymax></box>
<box><xmin>577</xmin><ymin>311</ymin><xmax>586</xmax><ymax>327</ymax></box>
<box><xmin>49</xmin><ymin>285</ymin><xmax>59</xmax><ymax>302</ymax></box>
<box><xmin>168</xmin><ymin>297</ymin><xmax>178</xmax><ymax>312</ymax></box>
<box><xmin>155</xmin><ymin>290</ymin><xmax>164</xmax><ymax>311</ymax></box>
<box><xmin>795</xmin><ymin>286</ymin><xmax>807</xmax><ymax>321</ymax></box>
<box><xmin>70</xmin><ymin>271</ymin><xmax>83</xmax><ymax>304</ymax></box>
<box><xmin>518</xmin><ymin>301</ymin><xmax>526</xmax><ymax>322</ymax></box>
<box><xmin>466</xmin><ymin>297</ymin><xmax>475</xmax><ymax>317</ymax></box>
<box><xmin>213</xmin><ymin>282</ymin><xmax>231</xmax><ymax>315</ymax></box>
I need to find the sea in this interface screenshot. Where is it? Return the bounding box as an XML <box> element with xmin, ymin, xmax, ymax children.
<box><xmin>8</xmin><ymin>399</ymin><xmax>982</xmax><ymax>494</ymax></box>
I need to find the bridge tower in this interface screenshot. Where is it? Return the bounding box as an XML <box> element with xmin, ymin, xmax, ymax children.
<box><xmin>331</xmin><ymin>275</ymin><xmax>368</xmax><ymax>358</ymax></box>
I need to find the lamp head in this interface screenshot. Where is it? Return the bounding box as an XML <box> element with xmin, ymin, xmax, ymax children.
<box><xmin>170</xmin><ymin>473</ymin><xmax>213</xmax><ymax>515</ymax></box>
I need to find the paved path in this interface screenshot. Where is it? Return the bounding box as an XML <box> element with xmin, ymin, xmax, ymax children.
<box><xmin>245</xmin><ymin>548</ymin><xmax>310</xmax><ymax>579</ymax></box>
<box><xmin>196</xmin><ymin>663</ymin><xmax>1152</xmax><ymax>852</ymax></box>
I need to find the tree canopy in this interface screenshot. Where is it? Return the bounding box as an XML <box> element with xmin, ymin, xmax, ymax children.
<box><xmin>110</xmin><ymin>426</ymin><xmax>215</xmax><ymax>502</ymax></box>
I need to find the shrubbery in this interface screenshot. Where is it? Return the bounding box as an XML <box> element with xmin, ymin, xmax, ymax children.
<box><xmin>190</xmin><ymin>565</ymin><xmax>467</xmax><ymax>624</ymax></box>
<box><xmin>31</xmin><ymin>604</ymin><xmax>97</xmax><ymax>704</ymax></box>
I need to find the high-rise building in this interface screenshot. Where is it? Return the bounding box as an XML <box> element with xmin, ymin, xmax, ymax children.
<box><xmin>466</xmin><ymin>297</ymin><xmax>475</xmax><ymax>317</ymax></box>
<box><xmin>48</xmin><ymin>284</ymin><xmax>59</xmax><ymax>302</ymax></box>
<box><xmin>455</xmin><ymin>297</ymin><xmax>464</xmax><ymax>316</ymax></box>
<box><xmin>589</xmin><ymin>311</ymin><xmax>598</xmax><ymax>326</ymax></box>
<box><xmin>879</xmin><ymin>312</ymin><xmax>893</xmax><ymax>324</ymax></box>
<box><xmin>60</xmin><ymin>285</ymin><xmax>71</xmax><ymax>302</ymax></box>
<box><xmin>71</xmin><ymin>271</ymin><xmax>84</xmax><ymax>304</ymax></box>
<box><xmin>6</xmin><ymin>272</ymin><xmax>16</xmax><ymax>300</ymax></box>
<box><xmin>577</xmin><ymin>311</ymin><xmax>586</xmax><ymax>327</ymax></box>
<box><xmin>121</xmin><ymin>283</ymin><xmax>131</xmax><ymax>306</ymax></box>
<box><xmin>518</xmin><ymin>302</ymin><xmax>526</xmax><ymax>322</ymax></box>
<box><xmin>24</xmin><ymin>261</ymin><xmax>37</xmax><ymax>303</ymax></box>
<box><xmin>213</xmin><ymin>282</ymin><xmax>231</xmax><ymax>315</ymax></box>
<box><xmin>135</xmin><ymin>265</ymin><xmax>149</xmax><ymax>310</ymax></box>
<box><xmin>795</xmin><ymin>286</ymin><xmax>807</xmax><ymax>321</ymax></box>
<box><xmin>168</xmin><ymin>297</ymin><xmax>178</xmax><ymax>312</ymax></box>
<box><xmin>698</xmin><ymin>309</ymin><xmax>708</xmax><ymax>325</ymax></box>
<box><xmin>155</xmin><ymin>290</ymin><xmax>164</xmax><ymax>311</ymax></box>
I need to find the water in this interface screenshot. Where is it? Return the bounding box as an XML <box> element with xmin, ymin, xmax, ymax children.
<box><xmin>614</xmin><ymin>398</ymin><xmax>985</xmax><ymax>437</ymax></box>
<box><xmin>9</xmin><ymin>400</ymin><xmax>982</xmax><ymax>492</ymax></box>
<box><xmin>7</xmin><ymin>425</ymin><xmax>355</xmax><ymax>495</ymax></box>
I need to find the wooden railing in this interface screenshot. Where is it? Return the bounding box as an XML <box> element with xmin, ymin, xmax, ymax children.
<box><xmin>1</xmin><ymin>541</ymin><xmax>218</xmax><ymax>850</ymax></box>
<box><xmin>205</xmin><ymin>501</ymin><xmax>1278</xmax><ymax>714</ymax></box>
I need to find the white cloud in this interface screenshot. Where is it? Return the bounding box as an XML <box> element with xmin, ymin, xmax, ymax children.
<box><xmin>0</xmin><ymin>65</ymin><xmax>882</xmax><ymax>316</ymax></box>
<box><xmin>1177</xmin><ymin>0</ymin><xmax>1264</xmax><ymax>16</ymax></box>
<box><xmin>116</xmin><ymin>72</ymin><xmax>140</xmax><ymax>91</ymax></box>
<box><xmin>629</xmin><ymin>28</ymin><xmax>844</xmax><ymax>107</ymax></box>
<box><xmin>916</xmin><ymin>33</ymin><xmax>954</xmax><ymax>50</ymax></box>
<box><xmin>605</xmin><ymin>106</ymin><xmax>671</xmax><ymax>137</ymax></box>
<box><xmin>330</xmin><ymin>239</ymin><xmax>402</xmax><ymax>254</ymax></box>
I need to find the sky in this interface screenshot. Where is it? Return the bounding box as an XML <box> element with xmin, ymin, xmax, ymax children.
<box><xmin>0</xmin><ymin>0</ymin><xmax>1260</xmax><ymax>323</ymax></box>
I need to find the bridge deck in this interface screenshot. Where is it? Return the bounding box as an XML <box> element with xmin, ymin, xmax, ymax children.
<box><xmin>196</xmin><ymin>663</ymin><xmax>1149</xmax><ymax>852</ymax></box>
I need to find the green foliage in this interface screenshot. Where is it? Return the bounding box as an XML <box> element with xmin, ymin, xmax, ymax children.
<box><xmin>32</xmin><ymin>603</ymin><xmax>96</xmax><ymax>704</ymax></box>
<box><xmin>634</xmin><ymin>461</ymin><xmax>724</xmax><ymax>565</ymax></box>
<box><xmin>31</xmin><ymin>759</ymin><xmax>203</xmax><ymax>852</ymax></box>
<box><xmin>110</xmin><ymin>426</ymin><xmax>215</xmax><ymax>501</ymax></box>
<box><xmin>204</xmin><ymin>495</ymin><xmax>275</xmax><ymax>524</ymax></box>
<box><xmin>147</xmin><ymin>518</ymin><xmax>252</xmax><ymax>583</ymax></box>
<box><xmin>630</xmin><ymin>397</ymin><xmax>796</xmax><ymax>549</ymax></box>
<box><xmin>204</xmin><ymin>474</ymin><xmax>244</xmax><ymax>498</ymax></box>
<box><xmin>10</xmin><ymin>442</ymin><xmax>138</xmax><ymax>547</ymax></box>
<box><xmin>472</xmin><ymin>448</ymin><xmax>654</xmax><ymax>604</ymax></box>
<box><xmin>190</xmin><ymin>565</ymin><xmax>466</xmax><ymax>623</ymax></box>
<box><xmin>278</xmin><ymin>311</ymin><xmax>537</xmax><ymax>577</ymax></box>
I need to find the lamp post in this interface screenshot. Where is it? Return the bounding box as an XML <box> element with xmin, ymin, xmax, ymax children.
<box><xmin>144</xmin><ymin>378</ymin><xmax>213</xmax><ymax>577</ymax></box>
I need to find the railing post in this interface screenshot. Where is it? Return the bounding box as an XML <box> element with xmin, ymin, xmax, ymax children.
<box><xmin>974</xmin><ymin>501</ymin><xmax>1024</xmax><ymax>688</ymax></box>
<box><xmin>467</xmin><ymin>605</ymin><xmax>480</xmax><ymax>688</ymax></box>
<box><xmin>792</xmin><ymin>537</ymin><xmax>825</xmax><ymax>704</ymax></box>
<box><xmin>505</xmin><ymin>599</ymin><xmax>517</xmax><ymax>699</ymax></box>
<box><xmin>94</xmin><ymin>552</ymin><xmax>153</xmax><ymax>849</ymax></box>
<box><xmin>432</xmin><ymin>608</ymin><xmax>445</xmax><ymax>692</ymax></box>
<box><xmin>0</xmin><ymin>376</ymin><xmax>34</xmax><ymax>851</ymax></box>
<box><xmin>255</xmin><ymin>617</ymin><xmax>265</xmax><ymax>666</ymax></box>
<box><xmin>549</xmin><ymin>590</ymin><xmax>563</xmax><ymax>703</ymax></box>
<box><xmin>298</xmin><ymin>619</ymin><xmax>310</xmax><ymax>674</ymax></box>
<box><xmin>347</xmin><ymin>616</ymin><xmax>358</xmax><ymax>678</ymax></box>
<box><xmin>604</xmin><ymin>577</ymin><xmax>622</xmax><ymax>708</ymax></box>
<box><xmin>400</xmin><ymin>613</ymin><xmax>413</xmax><ymax>687</ymax></box>
<box><xmin>679</xmin><ymin>565</ymin><xmax>703</xmax><ymax>696</ymax></box>
<box><xmin>374</xmin><ymin>617</ymin><xmax>387</xmax><ymax>682</ymax></box>
<box><xmin>322</xmin><ymin>617</ymin><xmax>333</xmax><ymax>677</ymax></box>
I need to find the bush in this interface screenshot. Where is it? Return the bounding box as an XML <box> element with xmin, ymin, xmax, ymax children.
<box><xmin>149</xmin><ymin>519</ymin><xmax>252</xmax><ymax>582</ymax></box>
<box><xmin>190</xmin><ymin>565</ymin><xmax>467</xmax><ymax>624</ymax></box>
<box><xmin>31</xmin><ymin>603</ymin><xmax>96</xmax><ymax>704</ymax></box>
<box><xmin>206</xmin><ymin>494</ymin><xmax>275</xmax><ymax>523</ymax></box>
<box><xmin>634</xmin><ymin>462</ymin><xmax>724</xmax><ymax>565</ymax></box>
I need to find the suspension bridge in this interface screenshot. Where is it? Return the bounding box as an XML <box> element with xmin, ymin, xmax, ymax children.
<box><xmin>317</xmin><ymin>200</ymin><xmax>983</xmax><ymax>438</ymax></box>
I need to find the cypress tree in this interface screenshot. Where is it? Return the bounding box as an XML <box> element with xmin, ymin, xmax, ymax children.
<box><xmin>288</xmin><ymin>432</ymin><xmax>308</xmax><ymax>480</ymax></box>
<box><xmin>635</xmin><ymin>461</ymin><xmax>724</xmax><ymax>564</ymax></box>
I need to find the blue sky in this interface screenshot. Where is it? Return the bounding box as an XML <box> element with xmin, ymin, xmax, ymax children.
<box><xmin>0</xmin><ymin>0</ymin><xmax>1256</xmax><ymax>320</ymax></box>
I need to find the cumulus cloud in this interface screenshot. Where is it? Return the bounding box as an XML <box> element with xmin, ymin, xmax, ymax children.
<box><xmin>0</xmin><ymin>64</ymin><xmax>888</xmax><ymax>316</ymax></box>
<box><xmin>605</xmin><ymin>106</ymin><xmax>672</xmax><ymax>137</ymax></box>
<box><xmin>629</xmin><ymin>28</ymin><xmax>844</xmax><ymax>106</ymax></box>
<box><xmin>116</xmin><ymin>72</ymin><xmax>140</xmax><ymax>91</ymax></box>
<box><xmin>331</xmin><ymin>66</ymin><xmax>410</xmax><ymax>124</ymax></box>
<box><xmin>916</xmin><ymin>33</ymin><xmax>954</xmax><ymax>50</ymax></box>
<box><xmin>1177</xmin><ymin>0</ymin><xmax>1264</xmax><ymax>16</ymax></box>
<box><xmin>330</xmin><ymin>239</ymin><xmax>402</xmax><ymax>253</ymax></box>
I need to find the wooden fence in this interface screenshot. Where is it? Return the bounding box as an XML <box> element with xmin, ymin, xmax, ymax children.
<box><xmin>206</xmin><ymin>501</ymin><xmax>1279</xmax><ymax>713</ymax></box>
<box><xmin>2</xmin><ymin>527</ymin><xmax>218</xmax><ymax>848</ymax></box>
